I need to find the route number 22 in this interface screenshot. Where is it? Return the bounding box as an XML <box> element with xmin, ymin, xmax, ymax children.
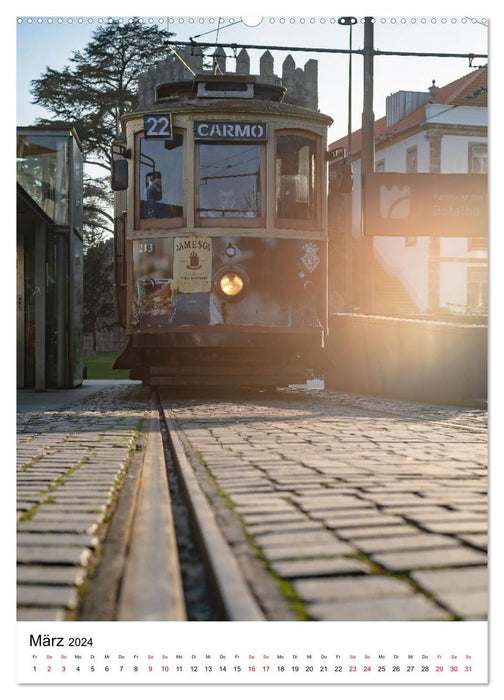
<box><xmin>143</xmin><ymin>114</ymin><xmax>173</xmax><ymax>139</ymax></box>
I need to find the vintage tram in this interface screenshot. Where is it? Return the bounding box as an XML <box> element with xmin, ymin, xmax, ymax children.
<box><xmin>111</xmin><ymin>49</ymin><xmax>334</xmax><ymax>387</ymax></box>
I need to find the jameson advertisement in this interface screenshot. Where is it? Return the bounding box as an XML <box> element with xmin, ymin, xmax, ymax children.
<box><xmin>173</xmin><ymin>236</ymin><xmax>213</xmax><ymax>293</ymax></box>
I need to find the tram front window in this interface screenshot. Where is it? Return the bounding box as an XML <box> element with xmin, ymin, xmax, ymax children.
<box><xmin>139</xmin><ymin>133</ymin><xmax>184</xmax><ymax>224</ymax></box>
<box><xmin>276</xmin><ymin>133</ymin><xmax>319</xmax><ymax>227</ymax></box>
<box><xmin>198</xmin><ymin>143</ymin><xmax>262</xmax><ymax>222</ymax></box>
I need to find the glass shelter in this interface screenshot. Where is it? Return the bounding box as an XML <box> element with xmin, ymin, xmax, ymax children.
<box><xmin>17</xmin><ymin>127</ymin><xmax>83</xmax><ymax>389</ymax></box>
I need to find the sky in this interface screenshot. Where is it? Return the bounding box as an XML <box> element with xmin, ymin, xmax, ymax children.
<box><xmin>14</xmin><ymin>7</ymin><xmax>489</xmax><ymax>147</ymax></box>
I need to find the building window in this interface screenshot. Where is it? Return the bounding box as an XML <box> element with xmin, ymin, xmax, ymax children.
<box><xmin>469</xmin><ymin>143</ymin><xmax>488</xmax><ymax>174</ymax></box>
<box><xmin>467</xmin><ymin>238</ymin><xmax>488</xmax><ymax>253</ymax></box>
<box><xmin>406</xmin><ymin>146</ymin><xmax>418</xmax><ymax>173</ymax></box>
<box><xmin>467</xmin><ymin>267</ymin><xmax>487</xmax><ymax>312</ymax></box>
<box><xmin>375</xmin><ymin>159</ymin><xmax>385</xmax><ymax>172</ymax></box>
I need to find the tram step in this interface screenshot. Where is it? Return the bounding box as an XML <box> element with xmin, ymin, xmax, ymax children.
<box><xmin>149</xmin><ymin>373</ymin><xmax>306</xmax><ymax>387</ymax></box>
<box><xmin>150</xmin><ymin>365</ymin><xmax>307</xmax><ymax>377</ymax></box>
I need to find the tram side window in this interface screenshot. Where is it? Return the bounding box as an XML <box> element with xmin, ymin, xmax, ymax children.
<box><xmin>197</xmin><ymin>143</ymin><xmax>262</xmax><ymax>223</ymax></box>
<box><xmin>139</xmin><ymin>133</ymin><xmax>184</xmax><ymax>224</ymax></box>
<box><xmin>276</xmin><ymin>134</ymin><xmax>319</xmax><ymax>226</ymax></box>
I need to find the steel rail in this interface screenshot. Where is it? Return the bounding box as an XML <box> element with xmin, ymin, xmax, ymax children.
<box><xmin>161</xmin><ymin>405</ymin><xmax>266</xmax><ymax>621</ymax></box>
<box><xmin>116</xmin><ymin>410</ymin><xmax>187</xmax><ymax>620</ymax></box>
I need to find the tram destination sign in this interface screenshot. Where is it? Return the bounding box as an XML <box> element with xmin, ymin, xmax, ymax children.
<box><xmin>363</xmin><ymin>173</ymin><xmax>487</xmax><ymax>237</ymax></box>
<box><xmin>194</xmin><ymin>121</ymin><xmax>267</xmax><ymax>141</ymax></box>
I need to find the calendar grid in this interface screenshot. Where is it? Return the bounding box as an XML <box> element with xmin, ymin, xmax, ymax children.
<box><xmin>17</xmin><ymin>621</ymin><xmax>488</xmax><ymax>684</ymax></box>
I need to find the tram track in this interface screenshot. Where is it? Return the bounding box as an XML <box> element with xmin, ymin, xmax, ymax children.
<box><xmin>79</xmin><ymin>386</ymin><xmax>486</xmax><ymax>623</ymax></box>
<box><xmin>105</xmin><ymin>394</ymin><xmax>269</xmax><ymax>622</ymax></box>
<box><xmin>159</xmin><ymin>402</ymin><xmax>268</xmax><ymax>621</ymax></box>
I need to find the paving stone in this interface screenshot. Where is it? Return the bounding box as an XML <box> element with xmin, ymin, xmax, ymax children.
<box><xmin>373</xmin><ymin>547</ymin><xmax>487</xmax><ymax>571</ymax></box>
<box><xmin>17</xmin><ymin>565</ymin><xmax>87</xmax><ymax>586</ymax></box>
<box><xmin>458</xmin><ymin>534</ymin><xmax>487</xmax><ymax>549</ymax></box>
<box><xmin>28</xmin><ymin>504</ymin><xmax>105</xmax><ymax>513</ymax></box>
<box><xmin>234</xmin><ymin>503</ymin><xmax>295</xmax><ymax>515</ymax></box>
<box><xmin>307</xmin><ymin>595</ymin><xmax>451</xmax><ymax>621</ymax></box>
<box><xmin>270</xmin><ymin>557</ymin><xmax>371</xmax><ymax>579</ymax></box>
<box><xmin>410</xmin><ymin>566</ymin><xmax>487</xmax><ymax>591</ymax></box>
<box><xmin>19</xmin><ymin>513</ymin><xmax>102</xmax><ymax>527</ymax></box>
<box><xmin>17</xmin><ymin>607</ymin><xmax>66</xmax><ymax>621</ymax></box>
<box><xmin>17</xmin><ymin>546</ymin><xmax>92</xmax><ymax>566</ymax></box>
<box><xmin>241</xmin><ymin>512</ymin><xmax>307</xmax><ymax>525</ymax></box>
<box><xmin>293</xmin><ymin>575</ymin><xmax>414</xmax><ymax>602</ymax></box>
<box><xmin>17</xmin><ymin>585</ymin><xmax>79</xmax><ymax>608</ymax></box>
<box><xmin>261</xmin><ymin>540</ymin><xmax>355</xmax><ymax>561</ymax></box>
<box><xmin>17</xmin><ymin>533</ymin><xmax>96</xmax><ymax>547</ymax></box>
<box><xmin>363</xmin><ymin>493</ymin><xmax>434</xmax><ymax>506</ymax></box>
<box><xmin>255</xmin><ymin>530</ymin><xmax>338</xmax><ymax>547</ymax></box>
<box><xmin>383</xmin><ymin>506</ymin><xmax>453</xmax><ymax>518</ymax></box>
<box><xmin>349</xmin><ymin>534</ymin><xmax>456</xmax><ymax>553</ymax></box>
<box><xmin>323</xmin><ymin>513</ymin><xmax>406</xmax><ymax>529</ymax></box>
<box><xmin>246</xmin><ymin>521</ymin><xmax>325</xmax><ymax>536</ymax></box>
<box><xmin>431</xmin><ymin>590</ymin><xmax>487</xmax><ymax>619</ymax></box>
<box><xmin>412</xmin><ymin>519</ymin><xmax>487</xmax><ymax>535</ymax></box>
<box><xmin>17</xmin><ymin>520</ymin><xmax>97</xmax><ymax>533</ymax></box>
<box><xmin>293</xmin><ymin>494</ymin><xmax>370</xmax><ymax>509</ymax></box>
<box><xmin>336</xmin><ymin>524</ymin><xmax>422</xmax><ymax>539</ymax></box>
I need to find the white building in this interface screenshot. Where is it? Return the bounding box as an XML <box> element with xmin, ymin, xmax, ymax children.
<box><xmin>329</xmin><ymin>65</ymin><xmax>487</xmax><ymax>316</ymax></box>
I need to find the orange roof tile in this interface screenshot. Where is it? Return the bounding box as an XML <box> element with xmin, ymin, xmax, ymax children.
<box><xmin>329</xmin><ymin>65</ymin><xmax>487</xmax><ymax>156</ymax></box>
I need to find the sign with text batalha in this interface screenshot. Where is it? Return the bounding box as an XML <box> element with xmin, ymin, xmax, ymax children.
<box><xmin>364</xmin><ymin>173</ymin><xmax>487</xmax><ymax>237</ymax></box>
<box><xmin>173</xmin><ymin>235</ymin><xmax>212</xmax><ymax>293</ymax></box>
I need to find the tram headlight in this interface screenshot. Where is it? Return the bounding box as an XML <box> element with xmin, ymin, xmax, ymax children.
<box><xmin>213</xmin><ymin>266</ymin><xmax>248</xmax><ymax>302</ymax></box>
<box><xmin>220</xmin><ymin>272</ymin><xmax>244</xmax><ymax>296</ymax></box>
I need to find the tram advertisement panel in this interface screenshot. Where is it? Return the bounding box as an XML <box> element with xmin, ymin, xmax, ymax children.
<box><xmin>173</xmin><ymin>235</ymin><xmax>213</xmax><ymax>293</ymax></box>
<box><xmin>131</xmin><ymin>235</ymin><xmax>326</xmax><ymax>331</ymax></box>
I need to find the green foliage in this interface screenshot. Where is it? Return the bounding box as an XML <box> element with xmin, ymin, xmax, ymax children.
<box><xmin>83</xmin><ymin>353</ymin><xmax>129</xmax><ymax>379</ymax></box>
<box><xmin>83</xmin><ymin>239</ymin><xmax>115</xmax><ymax>351</ymax></box>
<box><xmin>83</xmin><ymin>174</ymin><xmax>114</xmax><ymax>248</ymax></box>
<box><xmin>30</xmin><ymin>20</ymin><xmax>176</xmax><ymax>170</ymax></box>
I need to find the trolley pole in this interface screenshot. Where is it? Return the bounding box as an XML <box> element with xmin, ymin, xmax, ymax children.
<box><xmin>360</xmin><ymin>16</ymin><xmax>375</xmax><ymax>312</ymax></box>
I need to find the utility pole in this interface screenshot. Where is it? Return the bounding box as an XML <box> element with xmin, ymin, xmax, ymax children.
<box><xmin>361</xmin><ymin>17</ymin><xmax>375</xmax><ymax>178</ymax></box>
<box><xmin>361</xmin><ymin>17</ymin><xmax>375</xmax><ymax>312</ymax></box>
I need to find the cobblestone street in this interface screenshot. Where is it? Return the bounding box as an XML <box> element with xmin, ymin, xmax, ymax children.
<box><xmin>17</xmin><ymin>382</ymin><xmax>487</xmax><ymax>622</ymax></box>
<box><xmin>165</xmin><ymin>387</ymin><xmax>487</xmax><ymax>621</ymax></box>
<box><xmin>16</xmin><ymin>383</ymin><xmax>149</xmax><ymax>620</ymax></box>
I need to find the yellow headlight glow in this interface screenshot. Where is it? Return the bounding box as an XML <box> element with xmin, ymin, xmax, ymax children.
<box><xmin>219</xmin><ymin>272</ymin><xmax>244</xmax><ymax>296</ymax></box>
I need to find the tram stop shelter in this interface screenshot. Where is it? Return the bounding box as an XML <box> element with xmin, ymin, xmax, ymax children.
<box><xmin>17</xmin><ymin>126</ymin><xmax>84</xmax><ymax>390</ymax></box>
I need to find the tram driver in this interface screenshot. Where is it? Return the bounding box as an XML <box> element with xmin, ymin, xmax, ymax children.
<box><xmin>145</xmin><ymin>171</ymin><xmax>162</xmax><ymax>218</ymax></box>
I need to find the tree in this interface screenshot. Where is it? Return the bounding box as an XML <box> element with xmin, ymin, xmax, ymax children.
<box><xmin>30</xmin><ymin>20</ymin><xmax>178</xmax><ymax>353</ymax></box>
<box><xmin>82</xmin><ymin>175</ymin><xmax>114</xmax><ymax>249</ymax></box>
<box><xmin>82</xmin><ymin>176</ymin><xmax>116</xmax><ymax>352</ymax></box>
<box><xmin>83</xmin><ymin>238</ymin><xmax>115</xmax><ymax>353</ymax></box>
<box><xmin>31</xmin><ymin>20</ymin><xmax>177</xmax><ymax>171</ymax></box>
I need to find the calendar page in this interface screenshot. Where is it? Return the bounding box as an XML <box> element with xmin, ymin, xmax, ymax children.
<box><xmin>11</xmin><ymin>3</ymin><xmax>495</xmax><ymax>698</ymax></box>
